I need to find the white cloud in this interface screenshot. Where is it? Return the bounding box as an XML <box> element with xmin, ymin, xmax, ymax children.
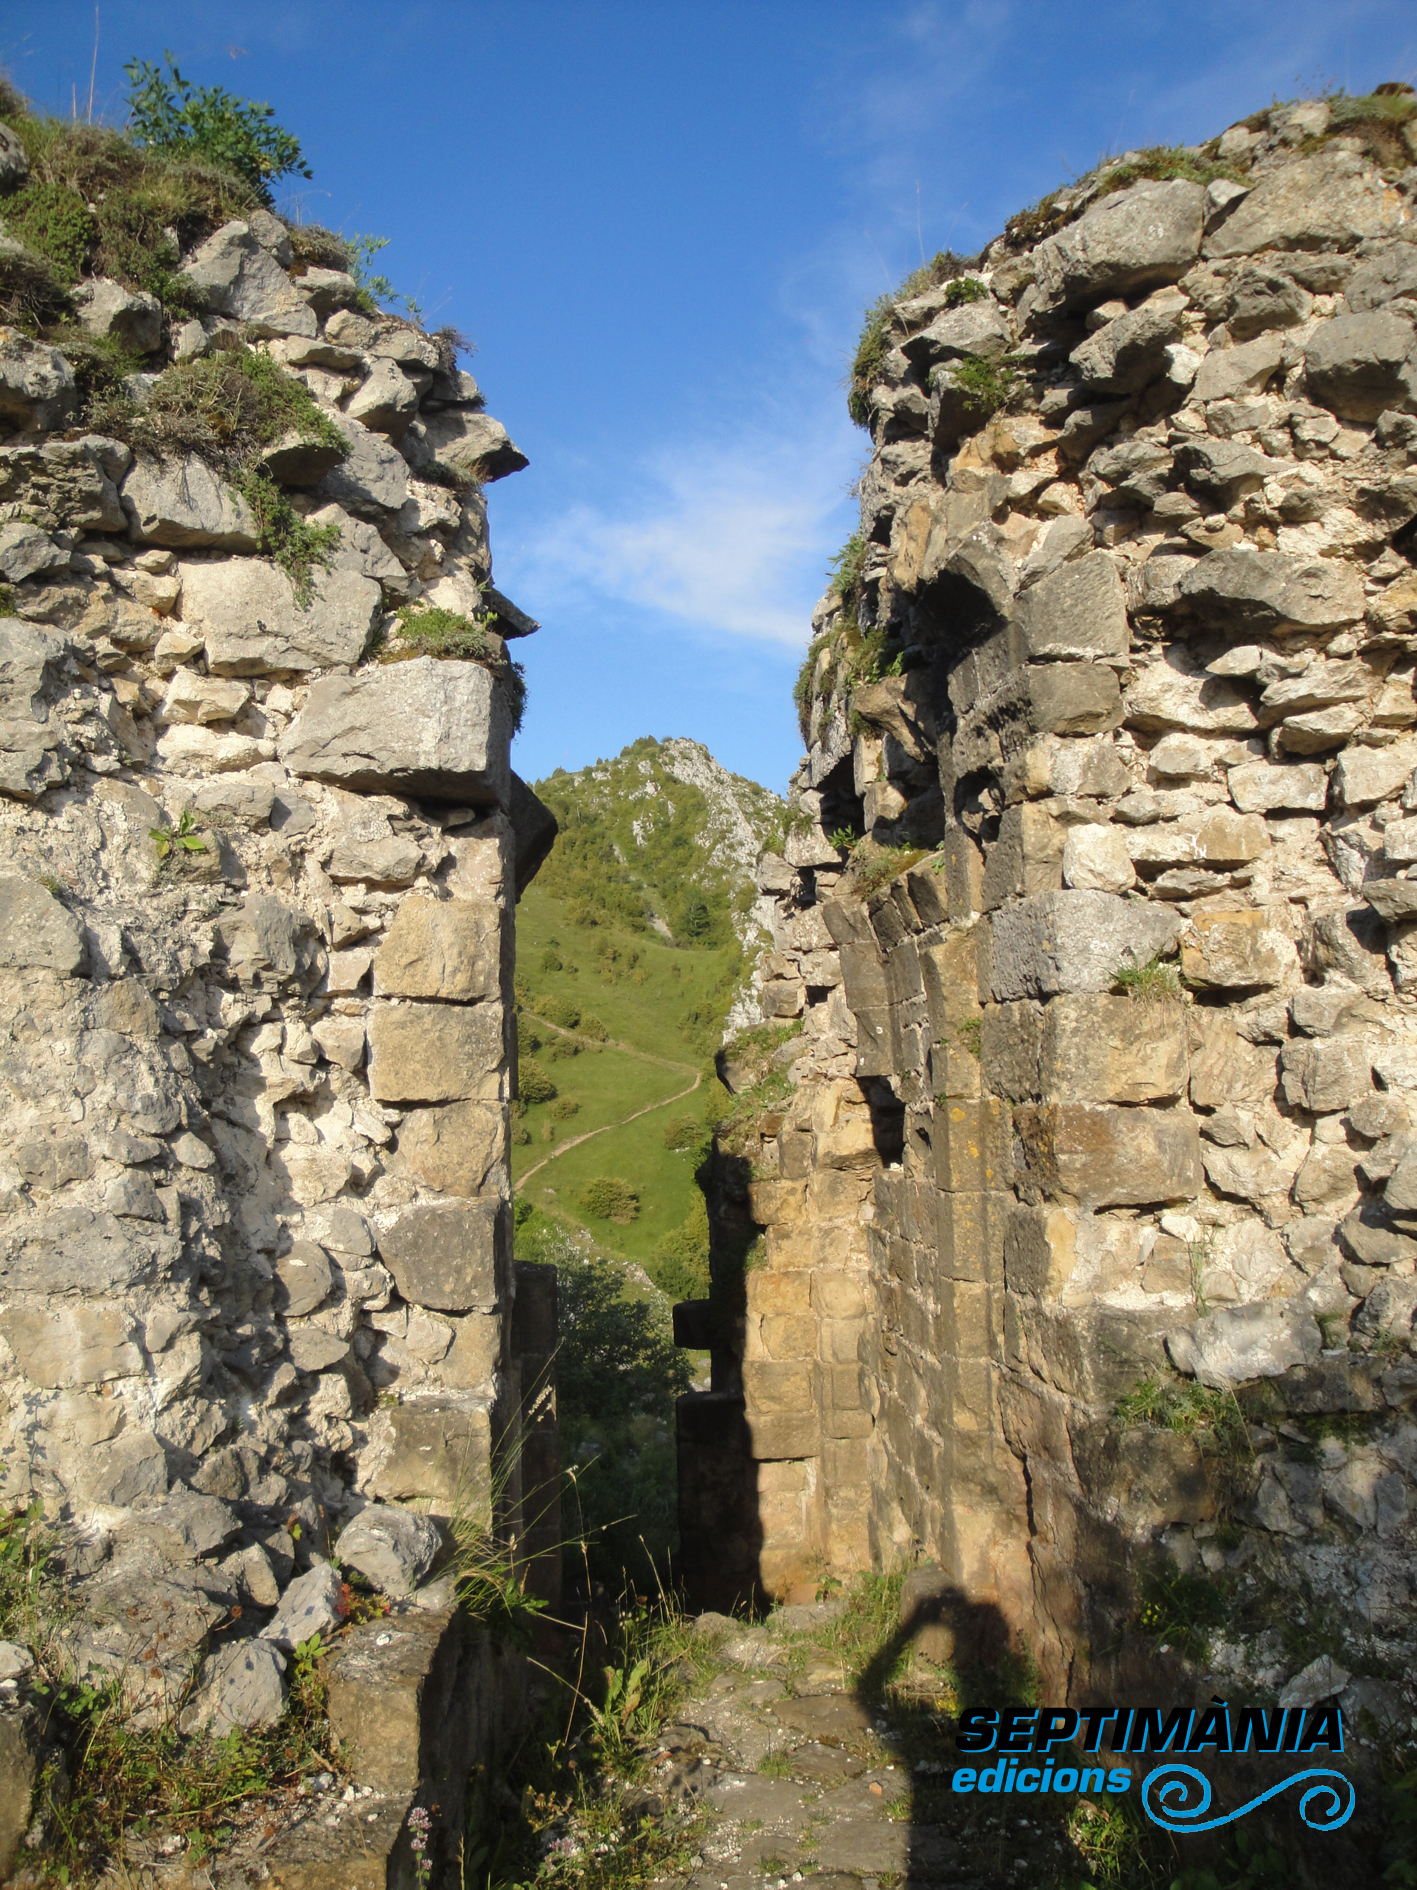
<box><xmin>512</xmin><ymin>417</ymin><xmax>858</xmax><ymax>649</ymax></box>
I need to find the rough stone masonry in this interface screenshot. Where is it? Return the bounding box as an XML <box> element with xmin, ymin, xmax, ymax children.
<box><xmin>681</xmin><ymin>89</ymin><xmax>1417</xmax><ymax>1717</ymax></box>
<box><xmin>0</xmin><ymin>193</ymin><xmax>558</xmax><ymax>1879</ymax></box>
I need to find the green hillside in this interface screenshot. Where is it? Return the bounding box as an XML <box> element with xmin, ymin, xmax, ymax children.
<box><xmin>511</xmin><ymin>737</ymin><xmax>782</xmax><ymax>1295</ymax></box>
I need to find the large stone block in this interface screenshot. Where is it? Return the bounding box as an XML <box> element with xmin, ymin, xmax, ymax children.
<box><xmin>1175</xmin><ymin>547</ymin><xmax>1364</xmax><ymax>634</ymax></box>
<box><xmin>373</xmin><ymin>898</ymin><xmax>502</xmax><ymax>1000</ymax></box>
<box><xmin>1180</xmin><ymin>909</ymin><xmax>1299</xmax><ymax>991</ymax></box>
<box><xmin>179</xmin><ymin>220</ymin><xmax>317</xmax><ymax>337</ymax></box>
<box><xmin>378</xmin><ymin>1200</ymin><xmax>505</xmax><ymax>1312</ymax></box>
<box><xmin>1003</xmin><ymin>1204</ymin><xmax>1078</xmax><ymax>1298</ymax></box>
<box><xmin>1205</xmin><ymin>149</ymin><xmax>1408</xmax><ymax>259</ymax></box>
<box><xmin>367</xmin><ymin>1000</ymin><xmax>505</xmax><ymax>1103</ymax></box>
<box><xmin>1018</xmin><ymin>552</ymin><xmax>1129</xmax><ymax>660</ymax></box>
<box><xmin>0</xmin><ymin>620</ymin><xmax>72</xmax><ymax>801</ymax></box>
<box><xmin>1167</xmin><ymin>1303</ymin><xmax>1322</xmax><ymax>1388</ymax></box>
<box><xmin>282</xmin><ymin>657</ymin><xmax>511</xmax><ymax>805</ymax></box>
<box><xmin>1038</xmin><ymin>992</ymin><xmax>1187</xmax><ymax>1103</ymax></box>
<box><xmin>934</xmin><ymin>1098</ymin><xmax>1008</xmax><ymax>1194</ymax></box>
<box><xmin>1304</xmin><ymin>309</ymin><xmax>1417</xmax><ymax>422</ymax></box>
<box><xmin>1034</xmin><ymin>178</ymin><xmax>1205</xmax><ymax>308</ymax></box>
<box><xmin>1012</xmin><ymin>1102</ymin><xmax>1201</xmax><ymax>1208</ymax></box>
<box><xmin>121</xmin><ymin>454</ymin><xmax>258</xmax><ymax>549</ymax></box>
<box><xmin>1027</xmin><ymin>661</ymin><xmax>1123</xmax><ymax>734</ymax></box>
<box><xmin>0</xmin><ymin>874</ymin><xmax>84</xmax><ymax>974</ymax></box>
<box><xmin>987</xmin><ymin>891</ymin><xmax>1183</xmax><ymax>1000</ymax></box>
<box><xmin>365</xmin><ymin>1400</ymin><xmax>492</xmax><ymax>1516</ymax></box>
<box><xmin>181</xmin><ymin>558</ymin><xmax>381</xmax><ymax>674</ymax></box>
<box><xmin>0</xmin><ymin>1304</ymin><xmax>142</xmax><ymax>1387</ymax></box>
<box><xmin>393</xmin><ymin>1101</ymin><xmax>504</xmax><ymax>1197</ymax></box>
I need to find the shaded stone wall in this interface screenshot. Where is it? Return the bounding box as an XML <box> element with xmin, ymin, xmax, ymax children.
<box><xmin>0</xmin><ymin>193</ymin><xmax>557</xmax><ymax>1850</ymax></box>
<box><xmin>685</xmin><ymin>93</ymin><xmax>1417</xmax><ymax>1705</ymax></box>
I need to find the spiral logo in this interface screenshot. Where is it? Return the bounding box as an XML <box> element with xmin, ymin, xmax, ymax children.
<box><xmin>1141</xmin><ymin>1763</ymin><xmax>1356</xmax><ymax>1834</ymax></box>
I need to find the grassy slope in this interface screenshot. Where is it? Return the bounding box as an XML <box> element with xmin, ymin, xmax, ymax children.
<box><xmin>513</xmin><ymin>887</ymin><xmax>725</xmax><ymax>1271</ymax></box>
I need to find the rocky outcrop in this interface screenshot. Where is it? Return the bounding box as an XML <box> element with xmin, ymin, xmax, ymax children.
<box><xmin>682</xmin><ymin>92</ymin><xmax>1417</xmax><ymax>1704</ymax></box>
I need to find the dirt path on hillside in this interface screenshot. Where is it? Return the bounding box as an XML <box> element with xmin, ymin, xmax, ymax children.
<box><xmin>517</xmin><ymin>1010</ymin><xmax>702</xmax><ymax>1186</ymax></box>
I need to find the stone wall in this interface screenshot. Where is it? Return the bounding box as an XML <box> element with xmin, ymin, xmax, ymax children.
<box><xmin>683</xmin><ymin>91</ymin><xmax>1417</xmax><ymax>1708</ymax></box>
<box><xmin>0</xmin><ymin>195</ymin><xmax>557</xmax><ymax>1874</ymax></box>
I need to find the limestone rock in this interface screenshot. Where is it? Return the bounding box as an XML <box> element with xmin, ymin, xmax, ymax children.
<box><xmin>1305</xmin><ymin>309</ymin><xmax>1417</xmax><ymax>421</ymax></box>
<box><xmin>0</xmin><ymin>618</ymin><xmax>72</xmax><ymax>800</ymax></box>
<box><xmin>392</xmin><ymin>1101</ymin><xmax>503</xmax><ymax>1197</ymax></box>
<box><xmin>0</xmin><ymin>874</ymin><xmax>84</xmax><ymax>973</ymax></box>
<box><xmin>509</xmin><ymin>770</ymin><xmax>559</xmax><ymax>895</ymax></box>
<box><xmin>1033</xmin><ymin>179</ymin><xmax>1205</xmax><ymax>309</ymax></box>
<box><xmin>1012</xmin><ymin>1101</ymin><xmax>1201</xmax><ymax>1208</ymax></box>
<box><xmin>366</xmin><ymin>1000</ymin><xmax>505</xmax><ymax>1103</ymax></box>
<box><xmin>1167</xmin><ymin>1302</ymin><xmax>1322</xmax><ymax>1387</ymax></box>
<box><xmin>1192</xmin><ymin>329</ymin><xmax>1287</xmax><ymax>404</ymax></box>
<box><xmin>1205</xmin><ymin>149</ymin><xmax>1408</xmax><ymax>258</ymax></box>
<box><xmin>74</xmin><ymin>277</ymin><xmax>162</xmax><ymax>354</ymax></box>
<box><xmin>335</xmin><ymin>1504</ymin><xmax>442</xmax><ymax>1598</ymax></box>
<box><xmin>281</xmin><ymin>657</ymin><xmax>512</xmax><ymax>804</ymax></box>
<box><xmin>181</xmin><ymin>1638</ymin><xmax>287</xmax><ymax>1734</ymax></box>
<box><xmin>0</xmin><ymin>121</ymin><xmax>29</xmax><ymax>190</ymax></box>
<box><xmin>1061</xmin><ymin>823</ymin><xmax>1134</xmax><ymax>892</ymax></box>
<box><xmin>987</xmin><ymin>891</ymin><xmax>1183</xmax><ymax>1000</ymax></box>
<box><xmin>1027</xmin><ymin>662</ymin><xmax>1122</xmax><ymax>734</ymax></box>
<box><xmin>373</xmin><ymin>898</ymin><xmax>501</xmax><ymax>1000</ymax></box>
<box><xmin>313</xmin><ymin>416</ymin><xmax>409</xmax><ymax>517</ymax></box>
<box><xmin>1070</xmin><ymin>298</ymin><xmax>1185</xmax><ymax>394</ymax></box>
<box><xmin>1180</xmin><ymin>910</ymin><xmax>1298</xmax><ymax>991</ymax></box>
<box><xmin>180</xmin><ymin>559</ymin><xmax>381</xmax><ymax>674</ymax></box>
<box><xmin>275</xmin><ymin>1240</ymin><xmax>333</xmax><ymax>1316</ymax></box>
<box><xmin>0</xmin><ymin>437</ymin><xmax>128</xmax><ymax>534</ymax></box>
<box><xmin>0</xmin><ymin>1303</ymin><xmax>142</xmax><ymax>1388</ymax></box>
<box><xmin>1039</xmin><ymin>993</ymin><xmax>1187</xmax><ymax>1103</ymax></box>
<box><xmin>402</xmin><ymin>409</ymin><xmax>528</xmax><ymax>483</ymax></box>
<box><xmin>288</xmin><ymin>1326</ymin><xmax>349</xmax><ymax>1372</ymax></box>
<box><xmin>260</xmin><ymin>1562</ymin><xmax>345</xmax><ymax>1651</ymax></box>
<box><xmin>378</xmin><ymin>1200</ymin><xmax>503</xmax><ymax>1312</ymax></box>
<box><xmin>0</xmin><ymin>521</ymin><xmax>68</xmax><ymax>584</ymax></box>
<box><xmin>1018</xmin><ymin>551</ymin><xmax>1129</xmax><ymax>659</ymax></box>
<box><xmin>1228</xmin><ymin>760</ymin><xmax>1327</xmax><ymax>813</ymax></box>
<box><xmin>179</xmin><ymin>221</ymin><xmax>317</xmax><ymax>338</ymax></box>
<box><xmin>1176</xmin><ymin>547</ymin><xmax>1364</xmax><ymax>633</ymax></box>
<box><xmin>213</xmin><ymin>893</ymin><xmax>323</xmax><ymax>987</ymax></box>
<box><xmin>344</xmin><ymin>358</ymin><xmax>420</xmax><ymax>437</ymax></box>
<box><xmin>0</xmin><ymin>329</ymin><xmax>77</xmax><ymax>432</ymax></box>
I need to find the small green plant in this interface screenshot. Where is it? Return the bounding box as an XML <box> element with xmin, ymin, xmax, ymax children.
<box><xmin>828</xmin><ymin>532</ymin><xmax>868</xmax><ymax>619</ymax></box>
<box><xmin>124</xmin><ymin>51</ymin><xmax>312</xmax><ymax>205</ymax></box>
<box><xmin>793</xmin><ymin>628</ymin><xmax>834</xmax><ymax>743</ymax></box>
<box><xmin>0</xmin><ymin>582</ymin><xmax>14</xmax><ymax>617</ymax></box>
<box><xmin>237</xmin><ymin>471</ymin><xmax>341</xmax><ymax>605</ymax></box>
<box><xmin>549</xmin><ymin>1095</ymin><xmax>580</xmax><ymax>1120</ymax></box>
<box><xmin>955</xmin><ymin>1017</ymin><xmax>982</xmax><ymax>1059</ymax></box>
<box><xmin>1114</xmin><ymin>1375</ymin><xmax>1248</xmax><ymax>1456</ymax></box>
<box><xmin>1134</xmin><ymin>1564</ymin><xmax>1230</xmax><ymax>1661</ymax></box>
<box><xmin>845</xmin><ymin>248</ymin><xmax>975</xmax><ymax>425</ymax></box>
<box><xmin>829</xmin><ymin>826</ymin><xmax>857</xmax><ymax>851</ymax></box>
<box><xmin>1112</xmin><ymin>956</ymin><xmax>1183</xmax><ymax>1004</ymax></box>
<box><xmin>149</xmin><ymin>808</ymin><xmax>207</xmax><ymax>861</ymax></box>
<box><xmin>345</xmin><ymin>232</ymin><xmax>422</xmax><ymax>320</ymax></box>
<box><xmin>385</xmin><ymin>605</ymin><xmax>527</xmax><ymax>731</ymax></box>
<box><xmin>946</xmin><ymin>351</ymin><xmax>1021</xmax><ymax>420</ymax></box>
<box><xmin>942</xmin><ymin>273</ymin><xmax>987</xmax><ymax>306</ymax></box>
<box><xmin>579</xmin><ymin>1176</ymin><xmax>640</xmax><ymax>1224</ymax></box>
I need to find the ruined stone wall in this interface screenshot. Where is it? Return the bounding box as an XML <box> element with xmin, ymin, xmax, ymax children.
<box><xmin>687</xmin><ymin>93</ymin><xmax>1417</xmax><ymax>1704</ymax></box>
<box><xmin>0</xmin><ymin>198</ymin><xmax>557</xmax><ymax>1873</ymax></box>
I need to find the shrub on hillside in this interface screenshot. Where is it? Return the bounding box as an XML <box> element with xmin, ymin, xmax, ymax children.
<box><xmin>538</xmin><ymin>994</ymin><xmax>582</xmax><ymax>1030</ymax></box>
<box><xmin>579</xmin><ymin>1177</ymin><xmax>639</xmax><ymax>1223</ymax></box>
<box><xmin>518</xmin><ymin>1056</ymin><xmax>556</xmax><ymax>1103</ymax></box>
<box><xmin>651</xmin><ymin>1197</ymin><xmax>710</xmax><ymax>1300</ymax></box>
<box><xmin>577</xmin><ymin>1013</ymin><xmax>608</xmax><ymax>1041</ymax></box>
<box><xmin>662</xmin><ymin>1114</ymin><xmax>703</xmax><ymax>1153</ymax></box>
<box><xmin>549</xmin><ymin>1096</ymin><xmax>579</xmax><ymax>1120</ymax></box>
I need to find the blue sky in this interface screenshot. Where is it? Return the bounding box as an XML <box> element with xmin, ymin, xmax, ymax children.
<box><xmin>8</xmin><ymin>3</ymin><xmax>1415</xmax><ymax>793</ymax></box>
